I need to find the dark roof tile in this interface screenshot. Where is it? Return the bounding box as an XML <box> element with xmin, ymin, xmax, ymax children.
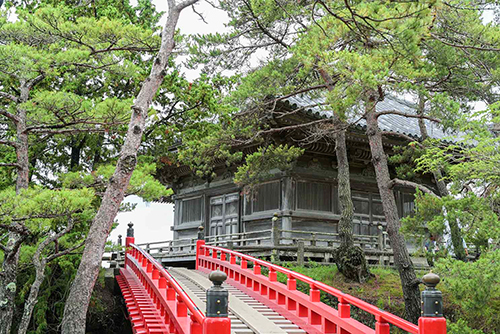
<box><xmin>285</xmin><ymin>95</ymin><xmax>459</xmax><ymax>142</ymax></box>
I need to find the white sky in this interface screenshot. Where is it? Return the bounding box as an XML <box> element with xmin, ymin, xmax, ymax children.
<box><xmin>109</xmin><ymin>1</ymin><xmax>229</xmax><ymax>245</ymax></box>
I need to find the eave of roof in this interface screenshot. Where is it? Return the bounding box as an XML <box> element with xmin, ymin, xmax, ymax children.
<box><xmin>284</xmin><ymin>95</ymin><xmax>461</xmax><ymax>143</ymax></box>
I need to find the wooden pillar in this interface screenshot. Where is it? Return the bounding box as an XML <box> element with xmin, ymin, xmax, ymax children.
<box><xmin>281</xmin><ymin>176</ymin><xmax>293</xmax><ymax>244</ymax></box>
<box><xmin>173</xmin><ymin>199</ymin><xmax>180</xmax><ymax>241</ymax></box>
<box><xmin>297</xmin><ymin>241</ymin><xmax>305</xmax><ymax>266</ymax></box>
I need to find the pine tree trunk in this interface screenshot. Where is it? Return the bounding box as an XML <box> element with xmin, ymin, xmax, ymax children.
<box><xmin>365</xmin><ymin>95</ymin><xmax>421</xmax><ymax>324</ymax></box>
<box><xmin>0</xmin><ymin>233</ymin><xmax>22</xmax><ymax>334</ymax></box>
<box><xmin>317</xmin><ymin>67</ymin><xmax>370</xmax><ymax>282</ymax></box>
<box><xmin>15</xmin><ymin>89</ymin><xmax>29</xmax><ymax>192</ymax></box>
<box><xmin>0</xmin><ymin>85</ymin><xmax>30</xmax><ymax>334</ymax></box>
<box><xmin>70</xmin><ymin>135</ymin><xmax>86</xmax><ymax>171</ymax></box>
<box><xmin>61</xmin><ymin>2</ymin><xmax>198</xmax><ymax>333</ymax></box>
<box><xmin>17</xmin><ymin>263</ymin><xmax>46</xmax><ymax>334</ymax></box>
<box><xmin>336</xmin><ymin>126</ymin><xmax>354</xmax><ymax>248</ymax></box>
<box><xmin>333</xmin><ymin>121</ymin><xmax>370</xmax><ymax>282</ymax></box>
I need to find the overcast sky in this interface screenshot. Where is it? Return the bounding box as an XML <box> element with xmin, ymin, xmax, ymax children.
<box><xmin>108</xmin><ymin>1</ymin><xmax>229</xmax><ymax>245</ymax></box>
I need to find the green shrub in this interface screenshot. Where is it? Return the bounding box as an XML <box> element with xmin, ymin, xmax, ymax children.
<box><xmin>435</xmin><ymin>250</ymin><xmax>500</xmax><ymax>333</ymax></box>
<box><xmin>448</xmin><ymin>319</ymin><xmax>488</xmax><ymax>334</ymax></box>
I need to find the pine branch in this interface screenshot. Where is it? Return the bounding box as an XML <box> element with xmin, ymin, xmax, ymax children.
<box><xmin>388</xmin><ymin>178</ymin><xmax>438</xmax><ymax>197</ymax></box>
<box><xmin>25</xmin><ymin>120</ymin><xmax>125</xmax><ymax>133</ymax></box>
<box><xmin>375</xmin><ymin>109</ymin><xmax>442</xmax><ymax>123</ymax></box>
<box><xmin>33</xmin><ymin>218</ymin><xmax>79</xmax><ymax>265</ymax></box>
<box><xmin>12</xmin><ymin>210</ymin><xmax>82</xmax><ymax>222</ymax></box>
<box><xmin>0</xmin><ymin>243</ymin><xmax>8</xmax><ymax>252</ymax></box>
<box><xmin>27</xmin><ymin>74</ymin><xmax>45</xmax><ymax>89</ymax></box>
<box><xmin>430</xmin><ymin>33</ymin><xmax>500</xmax><ymax>52</ymax></box>
<box><xmin>0</xmin><ymin>163</ymin><xmax>20</xmax><ymax>168</ymax></box>
<box><xmin>0</xmin><ymin>140</ymin><xmax>17</xmax><ymax>148</ymax></box>
<box><xmin>47</xmin><ymin>241</ymin><xmax>85</xmax><ymax>262</ymax></box>
<box><xmin>27</xmin><ymin>128</ymin><xmax>109</xmax><ymax>135</ymax></box>
<box><xmin>0</xmin><ymin>92</ymin><xmax>18</xmax><ymax>103</ymax></box>
<box><xmin>176</xmin><ymin>0</ymin><xmax>200</xmax><ymax>10</ymax></box>
<box><xmin>0</xmin><ymin>109</ymin><xmax>20</xmax><ymax>123</ymax></box>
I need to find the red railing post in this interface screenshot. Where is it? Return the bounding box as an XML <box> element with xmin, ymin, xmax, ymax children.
<box><xmin>375</xmin><ymin>316</ymin><xmax>390</xmax><ymax>334</ymax></box>
<box><xmin>166</xmin><ymin>282</ymin><xmax>175</xmax><ymax>301</ymax></box>
<box><xmin>418</xmin><ymin>273</ymin><xmax>447</xmax><ymax>334</ymax></box>
<box><xmin>203</xmin><ymin>271</ymin><xmax>231</xmax><ymax>334</ymax></box>
<box><xmin>269</xmin><ymin>268</ymin><xmax>277</xmax><ymax>282</ymax></box>
<box><xmin>152</xmin><ymin>268</ymin><xmax>159</xmax><ymax>280</ymax></box>
<box><xmin>287</xmin><ymin>274</ymin><xmax>296</xmax><ymax>290</ymax></box>
<box><xmin>338</xmin><ymin>297</ymin><xmax>351</xmax><ymax>318</ymax></box>
<box><xmin>310</xmin><ymin>284</ymin><xmax>320</xmax><ymax>302</ymax></box>
<box><xmin>176</xmin><ymin>295</ymin><xmax>188</xmax><ymax>317</ymax></box>
<box><xmin>190</xmin><ymin>314</ymin><xmax>203</xmax><ymax>334</ymax></box>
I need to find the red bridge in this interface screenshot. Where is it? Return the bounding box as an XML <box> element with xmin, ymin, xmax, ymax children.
<box><xmin>115</xmin><ymin>228</ymin><xmax>447</xmax><ymax>334</ymax></box>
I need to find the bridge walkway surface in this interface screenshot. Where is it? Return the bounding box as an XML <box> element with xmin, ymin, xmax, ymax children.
<box><xmin>169</xmin><ymin>267</ymin><xmax>305</xmax><ymax>334</ymax></box>
<box><xmin>116</xmin><ymin>228</ymin><xmax>448</xmax><ymax>334</ymax></box>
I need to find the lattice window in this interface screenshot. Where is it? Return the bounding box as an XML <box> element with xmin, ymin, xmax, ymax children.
<box><xmin>180</xmin><ymin>197</ymin><xmax>203</xmax><ymax>224</ymax></box>
<box><xmin>297</xmin><ymin>181</ymin><xmax>332</xmax><ymax>212</ymax></box>
<box><xmin>248</xmin><ymin>181</ymin><xmax>281</xmax><ymax>214</ymax></box>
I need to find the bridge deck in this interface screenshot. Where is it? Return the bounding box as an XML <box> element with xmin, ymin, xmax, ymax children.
<box><xmin>117</xmin><ymin>239</ymin><xmax>446</xmax><ymax>334</ymax></box>
<box><xmin>169</xmin><ymin>268</ymin><xmax>305</xmax><ymax>334</ymax></box>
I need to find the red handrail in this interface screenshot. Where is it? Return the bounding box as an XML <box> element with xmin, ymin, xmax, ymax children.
<box><xmin>129</xmin><ymin>243</ymin><xmax>206</xmax><ymax>325</ymax></box>
<box><xmin>199</xmin><ymin>243</ymin><xmax>420</xmax><ymax>334</ymax></box>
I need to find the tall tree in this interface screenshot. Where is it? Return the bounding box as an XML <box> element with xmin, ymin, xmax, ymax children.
<box><xmin>61</xmin><ymin>1</ymin><xmax>200</xmax><ymax>332</ymax></box>
<box><xmin>0</xmin><ymin>5</ymin><xmax>159</xmax><ymax>331</ymax></box>
<box><xmin>289</xmin><ymin>0</ymin><xmax>499</xmax><ymax>322</ymax></box>
<box><xmin>186</xmin><ymin>0</ymin><xmax>371</xmax><ymax>282</ymax></box>
<box><xmin>190</xmin><ymin>0</ymin><xmax>499</xmax><ymax>322</ymax></box>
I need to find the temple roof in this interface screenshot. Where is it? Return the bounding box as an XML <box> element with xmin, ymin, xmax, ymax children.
<box><xmin>284</xmin><ymin>95</ymin><xmax>459</xmax><ymax>142</ymax></box>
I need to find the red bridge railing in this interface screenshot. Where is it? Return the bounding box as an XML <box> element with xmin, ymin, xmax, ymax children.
<box><xmin>122</xmin><ymin>231</ymin><xmax>230</xmax><ymax>334</ymax></box>
<box><xmin>196</xmin><ymin>240</ymin><xmax>446</xmax><ymax>334</ymax></box>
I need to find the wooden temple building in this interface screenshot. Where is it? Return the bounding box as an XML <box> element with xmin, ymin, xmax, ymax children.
<box><xmin>155</xmin><ymin>95</ymin><xmax>452</xmax><ymax>264</ymax></box>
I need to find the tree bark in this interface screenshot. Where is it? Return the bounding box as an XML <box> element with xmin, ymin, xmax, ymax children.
<box><xmin>417</xmin><ymin>96</ymin><xmax>466</xmax><ymax>260</ymax></box>
<box><xmin>365</xmin><ymin>94</ymin><xmax>421</xmax><ymax>324</ymax></box>
<box><xmin>0</xmin><ymin>83</ymin><xmax>30</xmax><ymax>334</ymax></box>
<box><xmin>335</xmin><ymin>126</ymin><xmax>354</xmax><ymax>249</ymax></box>
<box><xmin>70</xmin><ymin>135</ymin><xmax>86</xmax><ymax>171</ymax></box>
<box><xmin>61</xmin><ymin>2</ymin><xmax>199</xmax><ymax>333</ymax></box>
<box><xmin>18</xmin><ymin>219</ymin><xmax>79</xmax><ymax>334</ymax></box>
<box><xmin>318</xmin><ymin>68</ymin><xmax>370</xmax><ymax>282</ymax></box>
<box><xmin>333</xmin><ymin>122</ymin><xmax>371</xmax><ymax>282</ymax></box>
<box><xmin>17</xmin><ymin>264</ymin><xmax>45</xmax><ymax>334</ymax></box>
<box><xmin>91</xmin><ymin>134</ymin><xmax>104</xmax><ymax>170</ymax></box>
<box><xmin>0</xmin><ymin>233</ymin><xmax>23</xmax><ymax>334</ymax></box>
<box><xmin>15</xmin><ymin>86</ymin><xmax>30</xmax><ymax>193</ymax></box>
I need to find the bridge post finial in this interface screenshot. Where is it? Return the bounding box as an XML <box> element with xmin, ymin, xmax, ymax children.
<box><xmin>418</xmin><ymin>272</ymin><xmax>446</xmax><ymax>333</ymax></box>
<box><xmin>197</xmin><ymin>225</ymin><xmax>205</xmax><ymax>240</ymax></box>
<box><xmin>127</xmin><ymin>222</ymin><xmax>134</xmax><ymax>237</ymax></box>
<box><xmin>206</xmin><ymin>271</ymin><xmax>228</xmax><ymax>317</ymax></box>
<box><xmin>203</xmin><ymin>270</ymin><xmax>231</xmax><ymax>334</ymax></box>
<box><xmin>125</xmin><ymin>222</ymin><xmax>135</xmax><ymax>248</ymax></box>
